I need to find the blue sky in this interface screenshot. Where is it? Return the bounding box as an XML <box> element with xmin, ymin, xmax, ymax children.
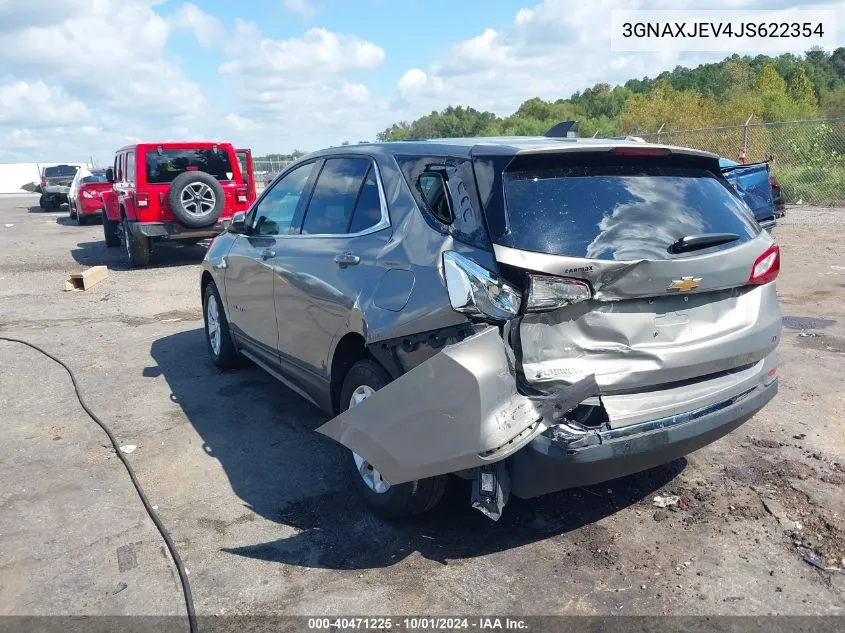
<box><xmin>0</xmin><ymin>0</ymin><xmax>841</xmax><ymax>163</ymax></box>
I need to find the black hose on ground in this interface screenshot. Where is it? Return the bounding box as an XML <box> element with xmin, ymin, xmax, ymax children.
<box><xmin>0</xmin><ymin>336</ymin><xmax>197</xmax><ymax>633</ymax></box>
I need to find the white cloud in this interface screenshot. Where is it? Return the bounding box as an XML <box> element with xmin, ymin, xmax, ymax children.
<box><xmin>0</xmin><ymin>81</ymin><xmax>90</xmax><ymax>127</ymax></box>
<box><xmin>0</xmin><ymin>0</ymin><xmax>206</xmax><ymax>121</ymax></box>
<box><xmin>215</xmin><ymin>24</ymin><xmax>387</xmax><ymax>147</ymax></box>
<box><xmin>173</xmin><ymin>3</ymin><xmax>226</xmax><ymax>48</ymax></box>
<box><xmin>283</xmin><ymin>0</ymin><xmax>316</xmax><ymax>18</ymax></box>
<box><xmin>220</xmin><ymin>27</ymin><xmax>385</xmax><ymax>77</ymax></box>
<box><xmin>225</xmin><ymin>113</ymin><xmax>262</xmax><ymax>132</ymax></box>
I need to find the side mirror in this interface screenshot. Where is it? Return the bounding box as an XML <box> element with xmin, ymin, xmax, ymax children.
<box><xmin>105</xmin><ymin>167</ymin><xmax>115</xmax><ymax>183</ymax></box>
<box><xmin>228</xmin><ymin>211</ymin><xmax>247</xmax><ymax>234</ymax></box>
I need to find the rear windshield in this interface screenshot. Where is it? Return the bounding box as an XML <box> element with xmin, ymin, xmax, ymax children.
<box><xmin>82</xmin><ymin>172</ymin><xmax>109</xmax><ymax>184</ymax></box>
<box><xmin>502</xmin><ymin>164</ymin><xmax>759</xmax><ymax>260</ymax></box>
<box><xmin>45</xmin><ymin>165</ymin><xmax>78</xmax><ymax>177</ymax></box>
<box><xmin>144</xmin><ymin>149</ymin><xmax>234</xmax><ymax>184</ymax></box>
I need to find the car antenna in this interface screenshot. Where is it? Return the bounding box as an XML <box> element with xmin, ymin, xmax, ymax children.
<box><xmin>544</xmin><ymin>120</ymin><xmax>580</xmax><ymax>138</ymax></box>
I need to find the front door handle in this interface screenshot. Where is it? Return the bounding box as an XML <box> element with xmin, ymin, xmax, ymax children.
<box><xmin>334</xmin><ymin>252</ymin><xmax>360</xmax><ymax>267</ymax></box>
<box><xmin>261</xmin><ymin>249</ymin><xmax>276</xmax><ymax>260</ymax></box>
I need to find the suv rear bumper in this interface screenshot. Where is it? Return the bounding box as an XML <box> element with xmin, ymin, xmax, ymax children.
<box><xmin>507</xmin><ymin>378</ymin><xmax>777</xmax><ymax>499</ymax></box>
<box><xmin>132</xmin><ymin>218</ymin><xmax>232</xmax><ymax>240</ymax></box>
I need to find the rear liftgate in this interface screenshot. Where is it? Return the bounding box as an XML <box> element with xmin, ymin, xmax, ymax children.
<box><xmin>317</xmin><ymin>326</ymin><xmax>598</xmax><ymax>520</ymax></box>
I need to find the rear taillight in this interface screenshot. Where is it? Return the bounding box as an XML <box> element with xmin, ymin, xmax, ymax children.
<box><xmin>749</xmin><ymin>244</ymin><xmax>780</xmax><ymax>285</ymax></box>
<box><xmin>41</xmin><ymin>176</ymin><xmax>46</xmax><ymax>187</ymax></box>
<box><xmin>235</xmin><ymin>185</ymin><xmax>248</xmax><ymax>204</ymax></box>
<box><xmin>135</xmin><ymin>192</ymin><xmax>149</xmax><ymax>208</ymax></box>
<box><xmin>81</xmin><ymin>189</ymin><xmax>96</xmax><ymax>199</ymax></box>
<box><xmin>442</xmin><ymin>251</ymin><xmax>521</xmax><ymax>322</ymax></box>
<box><xmin>525</xmin><ymin>274</ymin><xmax>592</xmax><ymax>312</ymax></box>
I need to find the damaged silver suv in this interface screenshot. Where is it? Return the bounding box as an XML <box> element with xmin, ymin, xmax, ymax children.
<box><xmin>200</xmin><ymin>136</ymin><xmax>781</xmax><ymax>520</ymax></box>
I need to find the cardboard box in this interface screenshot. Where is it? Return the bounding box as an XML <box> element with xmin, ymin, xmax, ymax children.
<box><xmin>65</xmin><ymin>265</ymin><xmax>108</xmax><ymax>291</ymax></box>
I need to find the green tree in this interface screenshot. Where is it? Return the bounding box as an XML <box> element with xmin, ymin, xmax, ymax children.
<box><xmin>787</xmin><ymin>67</ymin><xmax>816</xmax><ymax>106</ymax></box>
<box><xmin>820</xmin><ymin>86</ymin><xmax>845</xmax><ymax>117</ymax></box>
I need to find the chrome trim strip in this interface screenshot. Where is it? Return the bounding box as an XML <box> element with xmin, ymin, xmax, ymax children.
<box><xmin>598</xmin><ymin>385</ymin><xmax>759</xmax><ymax>441</ymax></box>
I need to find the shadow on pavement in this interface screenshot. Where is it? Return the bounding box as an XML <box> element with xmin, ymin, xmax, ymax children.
<box><xmin>150</xmin><ymin>328</ymin><xmax>685</xmax><ymax>571</ymax></box>
<box><xmin>70</xmin><ymin>238</ymin><xmax>209</xmax><ymax>270</ymax></box>
<box><xmin>28</xmin><ymin>204</ymin><xmax>67</xmax><ymax>214</ymax></box>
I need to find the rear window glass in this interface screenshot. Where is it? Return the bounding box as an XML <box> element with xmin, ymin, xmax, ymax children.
<box><xmin>82</xmin><ymin>172</ymin><xmax>109</xmax><ymax>184</ymax></box>
<box><xmin>503</xmin><ymin>164</ymin><xmax>759</xmax><ymax>260</ymax></box>
<box><xmin>144</xmin><ymin>149</ymin><xmax>234</xmax><ymax>184</ymax></box>
<box><xmin>45</xmin><ymin>165</ymin><xmax>78</xmax><ymax>177</ymax></box>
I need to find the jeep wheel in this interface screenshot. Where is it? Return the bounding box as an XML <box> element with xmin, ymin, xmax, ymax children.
<box><xmin>103</xmin><ymin>211</ymin><xmax>120</xmax><ymax>247</ymax></box>
<box><xmin>203</xmin><ymin>282</ymin><xmax>241</xmax><ymax>369</ymax></box>
<box><xmin>167</xmin><ymin>171</ymin><xmax>225</xmax><ymax>229</ymax></box>
<box><xmin>341</xmin><ymin>359</ymin><xmax>447</xmax><ymax>519</ymax></box>
<box><xmin>122</xmin><ymin>217</ymin><xmax>150</xmax><ymax>268</ymax></box>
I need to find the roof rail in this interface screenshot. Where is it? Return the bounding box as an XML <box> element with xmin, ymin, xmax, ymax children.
<box><xmin>544</xmin><ymin>121</ymin><xmax>580</xmax><ymax>138</ymax></box>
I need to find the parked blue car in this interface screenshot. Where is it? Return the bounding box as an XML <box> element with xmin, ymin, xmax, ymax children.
<box><xmin>720</xmin><ymin>158</ymin><xmax>777</xmax><ymax>230</ymax></box>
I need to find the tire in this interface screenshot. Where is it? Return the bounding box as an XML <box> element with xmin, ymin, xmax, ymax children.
<box><xmin>340</xmin><ymin>359</ymin><xmax>447</xmax><ymax>519</ymax></box>
<box><xmin>122</xmin><ymin>217</ymin><xmax>150</xmax><ymax>268</ymax></box>
<box><xmin>203</xmin><ymin>282</ymin><xmax>241</xmax><ymax>369</ymax></box>
<box><xmin>69</xmin><ymin>201</ymin><xmax>78</xmax><ymax>219</ymax></box>
<box><xmin>103</xmin><ymin>210</ymin><xmax>120</xmax><ymax>247</ymax></box>
<box><xmin>75</xmin><ymin>207</ymin><xmax>88</xmax><ymax>226</ymax></box>
<box><xmin>39</xmin><ymin>194</ymin><xmax>54</xmax><ymax>211</ymax></box>
<box><xmin>167</xmin><ymin>171</ymin><xmax>225</xmax><ymax>229</ymax></box>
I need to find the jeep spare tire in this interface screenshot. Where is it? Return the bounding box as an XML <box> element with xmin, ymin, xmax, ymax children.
<box><xmin>167</xmin><ymin>171</ymin><xmax>225</xmax><ymax>228</ymax></box>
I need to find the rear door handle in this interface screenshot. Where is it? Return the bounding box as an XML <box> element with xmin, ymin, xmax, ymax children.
<box><xmin>334</xmin><ymin>252</ymin><xmax>360</xmax><ymax>267</ymax></box>
<box><xmin>261</xmin><ymin>249</ymin><xmax>276</xmax><ymax>260</ymax></box>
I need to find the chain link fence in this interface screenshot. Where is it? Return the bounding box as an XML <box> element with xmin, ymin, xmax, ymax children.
<box><xmin>637</xmin><ymin>118</ymin><xmax>845</xmax><ymax>205</ymax></box>
<box><xmin>253</xmin><ymin>159</ymin><xmax>293</xmax><ymax>192</ymax></box>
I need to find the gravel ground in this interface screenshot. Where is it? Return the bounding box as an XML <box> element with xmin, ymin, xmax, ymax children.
<box><xmin>0</xmin><ymin>196</ymin><xmax>843</xmax><ymax>619</ymax></box>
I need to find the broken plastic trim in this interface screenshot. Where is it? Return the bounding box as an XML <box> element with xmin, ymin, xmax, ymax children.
<box><xmin>316</xmin><ymin>326</ymin><xmax>598</xmax><ymax>486</ymax></box>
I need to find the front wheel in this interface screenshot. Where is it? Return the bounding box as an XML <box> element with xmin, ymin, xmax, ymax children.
<box><xmin>340</xmin><ymin>359</ymin><xmax>447</xmax><ymax>519</ymax></box>
<box><xmin>203</xmin><ymin>282</ymin><xmax>241</xmax><ymax>369</ymax></box>
<box><xmin>122</xmin><ymin>217</ymin><xmax>150</xmax><ymax>268</ymax></box>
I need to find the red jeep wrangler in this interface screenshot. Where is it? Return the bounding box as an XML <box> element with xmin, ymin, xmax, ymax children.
<box><xmin>101</xmin><ymin>142</ymin><xmax>256</xmax><ymax>267</ymax></box>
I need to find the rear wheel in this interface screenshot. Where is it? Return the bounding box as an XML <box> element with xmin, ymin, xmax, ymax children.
<box><xmin>102</xmin><ymin>211</ymin><xmax>120</xmax><ymax>247</ymax></box>
<box><xmin>340</xmin><ymin>359</ymin><xmax>447</xmax><ymax>519</ymax></box>
<box><xmin>122</xmin><ymin>217</ymin><xmax>150</xmax><ymax>268</ymax></box>
<box><xmin>75</xmin><ymin>207</ymin><xmax>88</xmax><ymax>225</ymax></box>
<box><xmin>69</xmin><ymin>201</ymin><xmax>78</xmax><ymax>219</ymax></box>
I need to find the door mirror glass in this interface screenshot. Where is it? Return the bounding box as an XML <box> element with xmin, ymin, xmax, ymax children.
<box><xmin>228</xmin><ymin>211</ymin><xmax>247</xmax><ymax>234</ymax></box>
<box><xmin>105</xmin><ymin>167</ymin><xmax>115</xmax><ymax>183</ymax></box>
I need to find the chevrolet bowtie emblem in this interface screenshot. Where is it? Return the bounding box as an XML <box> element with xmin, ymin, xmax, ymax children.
<box><xmin>669</xmin><ymin>276</ymin><xmax>702</xmax><ymax>292</ymax></box>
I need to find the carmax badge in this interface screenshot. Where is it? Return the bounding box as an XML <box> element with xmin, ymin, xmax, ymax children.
<box><xmin>669</xmin><ymin>276</ymin><xmax>702</xmax><ymax>292</ymax></box>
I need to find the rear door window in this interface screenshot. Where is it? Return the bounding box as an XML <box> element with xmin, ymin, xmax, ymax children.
<box><xmin>301</xmin><ymin>157</ymin><xmax>371</xmax><ymax>235</ymax></box>
<box><xmin>144</xmin><ymin>148</ymin><xmax>234</xmax><ymax>184</ymax></box>
<box><xmin>502</xmin><ymin>162</ymin><xmax>759</xmax><ymax>261</ymax></box>
<box><xmin>347</xmin><ymin>166</ymin><xmax>383</xmax><ymax>234</ymax></box>
<box><xmin>126</xmin><ymin>153</ymin><xmax>136</xmax><ymax>184</ymax></box>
